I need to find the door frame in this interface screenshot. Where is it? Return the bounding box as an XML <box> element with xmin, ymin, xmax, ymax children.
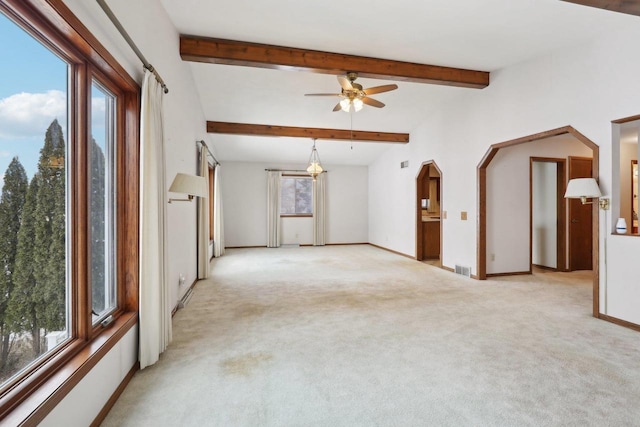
<box><xmin>477</xmin><ymin>125</ymin><xmax>600</xmax><ymax>317</ymax></box>
<box><xmin>529</xmin><ymin>157</ymin><xmax>566</xmax><ymax>272</ymax></box>
<box><xmin>416</xmin><ymin>160</ymin><xmax>443</xmax><ymax>262</ymax></box>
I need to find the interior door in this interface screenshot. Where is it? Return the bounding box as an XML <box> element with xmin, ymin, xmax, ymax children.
<box><xmin>531</xmin><ymin>158</ymin><xmax>566</xmax><ymax>271</ymax></box>
<box><xmin>568</xmin><ymin>157</ymin><xmax>593</xmax><ymax>271</ymax></box>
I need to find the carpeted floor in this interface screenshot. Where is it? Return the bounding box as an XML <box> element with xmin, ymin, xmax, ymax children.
<box><xmin>102</xmin><ymin>245</ymin><xmax>640</xmax><ymax>426</ymax></box>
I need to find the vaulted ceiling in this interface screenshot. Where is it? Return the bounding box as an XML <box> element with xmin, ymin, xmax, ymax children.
<box><xmin>159</xmin><ymin>0</ymin><xmax>639</xmax><ymax>166</ymax></box>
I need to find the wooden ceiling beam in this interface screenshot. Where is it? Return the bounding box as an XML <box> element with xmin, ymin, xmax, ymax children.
<box><xmin>181</xmin><ymin>36</ymin><xmax>489</xmax><ymax>89</ymax></box>
<box><xmin>561</xmin><ymin>0</ymin><xmax>640</xmax><ymax>17</ymax></box>
<box><xmin>207</xmin><ymin>121</ymin><xmax>410</xmax><ymax>144</ymax></box>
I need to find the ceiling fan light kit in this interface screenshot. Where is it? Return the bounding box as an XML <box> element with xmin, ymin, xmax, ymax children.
<box><xmin>305</xmin><ymin>72</ymin><xmax>398</xmax><ymax>113</ymax></box>
<box><xmin>340</xmin><ymin>97</ymin><xmax>363</xmax><ymax>112</ymax></box>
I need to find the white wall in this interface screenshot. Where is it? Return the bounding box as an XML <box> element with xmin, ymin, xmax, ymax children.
<box><xmin>607</xmin><ymin>235</ymin><xmax>640</xmax><ymax>324</ymax></box>
<box><xmin>532</xmin><ymin>161</ymin><xmax>557</xmax><ymax>269</ymax></box>
<box><xmin>486</xmin><ymin>137</ymin><xmax>591</xmax><ymax>274</ymax></box>
<box><xmin>222</xmin><ymin>162</ymin><xmax>368</xmax><ymax>246</ymax></box>
<box><xmin>40</xmin><ymin>327</ymin><xmax>138</xmax><ymax>426</ymax></box>
<box><xmin>368</xmin><ymin>25</ymin><xmax>640</xmax><ymax>323</ymax></box>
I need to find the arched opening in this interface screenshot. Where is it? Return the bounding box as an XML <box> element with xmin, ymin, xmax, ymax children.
<box><xmin>477</xmin><ymin>126</ymin><xmax>600</xmax><ymax>317</ymax></box>
<box><xmin>416</xmin><ymin>161</ymin><xmax>442</xmax><ymax>265</ymax></box>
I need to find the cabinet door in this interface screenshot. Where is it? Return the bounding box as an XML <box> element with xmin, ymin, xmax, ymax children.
<box><xmin>423</xmin><ymin>221</ymin><xmax>440</xmax><ymax>259</ymax></box>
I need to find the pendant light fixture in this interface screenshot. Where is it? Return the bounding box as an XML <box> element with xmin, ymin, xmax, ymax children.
<box><xmin>306</xmin><ymin>138</ymin><xmax>323</xmax><ymax>180</ymax></box>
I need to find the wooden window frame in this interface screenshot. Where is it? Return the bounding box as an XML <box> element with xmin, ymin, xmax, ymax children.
<box><xmin>0</xmin><ymin>0</ymin><xmax>139</xmax><ymax>424</ymax></box>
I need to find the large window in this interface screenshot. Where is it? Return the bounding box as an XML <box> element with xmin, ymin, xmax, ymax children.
<box><xmin>0</xmin><ymin>1</ymin><xmax>139</xmax><ymax>422</ymax></box>
<box><xmin>280</xmin><ymin>176</ymin><xmax>312</xmax><ymax>216</ymax></box>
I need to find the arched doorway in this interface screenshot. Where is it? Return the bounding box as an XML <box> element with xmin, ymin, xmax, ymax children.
<box><xmin>416</xmin><ymin>161</ymin><xmax>442</xmax><ymax>265</ymax></box>
<box><xmin>477</xmin><ymin>126</ymin><xmax>600</xmax><ymax>317</ymax></box>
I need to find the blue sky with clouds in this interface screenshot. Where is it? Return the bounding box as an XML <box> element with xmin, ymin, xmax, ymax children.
<box><xmin>0</xmin><ymin>11</ymin><xmax>68</xmax><ymax>181</ymax></box>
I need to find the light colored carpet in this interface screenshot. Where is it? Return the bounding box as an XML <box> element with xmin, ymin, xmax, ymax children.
<box><xmin>102</xmin><ymin>245</ymin><xmax>640</xmax><ymax>426</ymax></box>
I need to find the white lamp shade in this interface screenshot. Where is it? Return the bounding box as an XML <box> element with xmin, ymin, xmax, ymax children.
<box><xmin>564</xmin><ymin>178</ymin><xmax>601</xmax><ymax>199</ymax></box>
<box><xmin>339</xmin><ymin>98</ymin><xmax>364</xmax><ymax>113</ymax></box>
<box><xmin>169</xmin><ymin>173</ymin><xmax>208</xmax><ymax>198</ymax></box>
<box><xmin>353</xmin><ymin>98</ymin><xmax>363</xmax><ymax>111</ymax></box>
<box><xmin>307</xmin><ymin>162</ymin><xmax>323</xmax><ymax>175</ymax></box>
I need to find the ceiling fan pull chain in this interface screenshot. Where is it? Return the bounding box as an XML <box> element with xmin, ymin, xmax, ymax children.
<box><xmin>350</xmin><ymin>109</ymin><xmax>354</xmax><ymax>150</ymax></box>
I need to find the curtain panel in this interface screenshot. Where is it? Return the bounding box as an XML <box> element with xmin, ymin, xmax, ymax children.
<box><xmin>197</xmin><ymin>145</ymin><xmax>210</xmax><ymax>278</ymax></box>
<box><xmin>213</xmin><ymin>165</ymin><xmax>225</xmax><ymax>257</ymax></box>
<box><xmin>139</xmin><ymin>70</ymin><xmax>171</xmax><ymax>369</ymax></box>
<box><xmin>313</xmin><ymin>172</ymin><xmax>326</xmax><ymax>246</ymax></box>
<box><xmin>267</xmin><ymin>171</ymin><xmax>282</xmax><ymax>248</ymax></box>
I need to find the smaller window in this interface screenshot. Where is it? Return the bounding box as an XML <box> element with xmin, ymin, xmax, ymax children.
<box><xmin>89</xmin><ymin>80</ymin><xmax>117</xmax><ymax>324</ymax></box>
<box><xmin>280</xmin><ymin>176</ymin><xmax>312</xmax><ymax>216</ymax></box>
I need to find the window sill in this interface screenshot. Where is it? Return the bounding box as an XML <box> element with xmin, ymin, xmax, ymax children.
<box><xmin>2</xmin><ymin>312</ymin><xmax>138</xmax><ymax>426</ymax></box>
<box><xmin>280</xmin><ymin>214</ymin><xmax>313</xmax><ymax>218</ymax></box>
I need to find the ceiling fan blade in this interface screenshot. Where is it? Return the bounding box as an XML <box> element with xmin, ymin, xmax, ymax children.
<box><xmin>362</xmin><ymin>97</ymin><xmax>385</xmax><ymax>108</ymax></box>
<box><xmin>332</xmin><ymin>102</ymin><xmax>343</xmax><ymax>112</ymax></box>
<box><xmin>304</xmin><ymin>93</ymin><xmax>341</xmax><ymax>96</ymax></box>
<box><xmin>338</xmin><ymin>75</ymin><xmax>353</xmax><ymax>91</ymax></box>
<box><xmin>363</xmin><ymin>84</ymin><xmax>398</xmax><ymax>96</ymax></box>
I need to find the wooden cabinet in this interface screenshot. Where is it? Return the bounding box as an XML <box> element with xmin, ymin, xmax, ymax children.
<box><xmin>422</xmin><ymin>220</ymin><xmax>440</xmax><ymax>259</ymax></box>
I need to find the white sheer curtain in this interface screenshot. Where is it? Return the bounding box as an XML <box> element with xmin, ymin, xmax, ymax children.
<box><xmin>197</xmin><ymin>145</ymin><xmax>210</xmax><ymax>278</ymax></box>
<box><xmin>213</xmin><ymin>165</ymin><xmax>225</xmax><ymax>257</ymax></box>
<box><xmin>313</xmin><ymin>172</ymin><xmax>326</xmax><ymax>246</ymax></box>
<box><xmin>139</xmin><ymin>69</ymin><xmax>171</xmax><ymax>369</ymax></box>
<box><xmin>267</xmin><ymin>171</ymin><xmax>281</xmax><ymax>248</ymax></box>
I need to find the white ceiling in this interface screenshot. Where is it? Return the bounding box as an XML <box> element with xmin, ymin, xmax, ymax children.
<box><xmin>159</xmin><ymin>0</ymin><xmax>639</xmax><ymax>166</ymax></box>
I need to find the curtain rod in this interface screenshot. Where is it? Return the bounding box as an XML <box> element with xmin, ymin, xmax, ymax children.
<box><xmin>96</xmin><ymin>0</ymin><xmax>169</xmax><ymax>94</ymax></box>
<box><xmin>197</xmin><ymin>140</ymin><xmax>220</xmax><ymax>165</ymax></box>
<box><xmin>265</xmin><ymin>169</ymin><xmax>328</xmax><ymax>173</ymax></box>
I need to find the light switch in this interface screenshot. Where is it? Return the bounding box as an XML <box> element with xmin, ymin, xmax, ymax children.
<box><xmin>443</xmin><ymin>211</ymin><xmax>447</xmax><ymax>219</ymax></box>
<box><xmin>461</xmin><ymin>211</ymin><xmax>467</xmax><ymax>220</ymax></box>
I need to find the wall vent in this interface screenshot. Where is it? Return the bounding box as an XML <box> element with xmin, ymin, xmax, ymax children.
<box><xmin>400</xmin><ymin>160</ymin><xmax>409</xmax><ymax>169</ymax></box>
<box><xmin>178</xmin><ymin>287</ymin><xmax>194</xmax><ymax>309</ymax></box>
<box><xmin>454</xmin><ymin>265</ymin><xmax>471</xmax><ymax>277</ymax></box>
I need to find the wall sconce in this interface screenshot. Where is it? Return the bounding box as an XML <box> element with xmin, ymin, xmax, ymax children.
<box><xmin>168</xmin><ymin>173</ymin><xmax>208</xmax><ymax>203</ymax></box>
<box><xmin>564</xmin><ymin>178</ymin><xmax>609</xmax><ymax>210</ymax></box>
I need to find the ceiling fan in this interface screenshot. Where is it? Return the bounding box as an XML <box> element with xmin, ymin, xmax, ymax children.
<box><xmin>305</xmin><ymin>72</ymin><xmax>398</xmax><ymax>112</ymax></box>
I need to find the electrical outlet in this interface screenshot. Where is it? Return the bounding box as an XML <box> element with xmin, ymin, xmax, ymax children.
<box><xmin>490</xmin><ymin>253</ymin><xmax>495</xmax><ymax>262</ymax></box>
<box><xmin>443</xmin><ymin>211</ymin><xmax>447</xmax><ymax>219</ymax></box>
<box><xmin>179</xmin><ymin>274</ymin><xmax>186</xmax><ymax>287</ymax></box>
<box><xmin>461</xmin><ymin>211</ymin><xmax>468</xmax><ymax>221</ymax></box>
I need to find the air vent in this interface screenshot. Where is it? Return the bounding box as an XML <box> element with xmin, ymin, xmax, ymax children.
<box><xmin>454</xmin><ymin>265</ymin><xmax>471</xmax><ymax>277</ymax></box>
<box><xmin>400</xmin><ymin>160</ymin><xmax>409</xmax><ymax>169</ymax></box>
<box><xmin>178</xmin><ymin>287</ymin><xmax>194</xmax><ymax>309</ymax></box>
